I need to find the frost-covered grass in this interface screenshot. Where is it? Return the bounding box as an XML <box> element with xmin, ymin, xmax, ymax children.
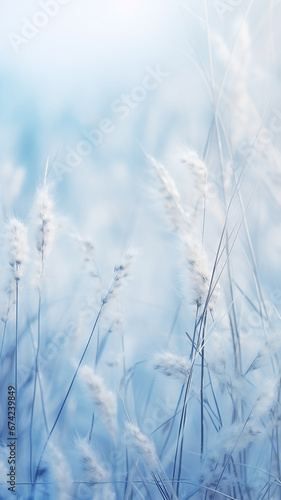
<box><xmin>1</xmin><ymin>3</ymin><xmax>281</xmax><ymax>500</ymax></box>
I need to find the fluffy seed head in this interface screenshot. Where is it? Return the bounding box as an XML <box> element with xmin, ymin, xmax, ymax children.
<box><xmin>9</xmin><ymin>218</ymin><xmax>28</xmax><ymax>281</ymax></box>
<box><xmin>149</xmin><ymin>154</ymin><xmax>189</xmax><ymax>233</ymax></box>
<box><xmin>180</xmin><ymin>148</ymin><xmax>207</xmax><ymax>196</ymax></box>
<box><xmin>35</xmin><ymin>186</ymin><xmax>55</xmax><ymax>258</ymax></box>
<box><xmin>250</xmin><ymin>383</ymin><xmax>277</xmax><ymax>422</ymax></box>
<box><xmin>76</xmin><ymin>438</ymin><xmax>109</xmax><ymax>483</ymax></box>
<box><xmin>125</xmin><ymin>422</ymin><xmax>158</xmax><ymax>468</ymax></box>
<box><xmin>103</xmin><ymin>248</ymin><xmax>137</xmax><ymax>304</ymax></box>
<box><xmin>152</xmin><ymin>350</ymin><xmax>191</xmax><ymax>382</ymax></box>
<box><xmin>80</xmin><ymin>365</ymin><xmax>117</xmax><ymax>437</ymax></box>
<box><xmin>113</xmin><ymin>247</ymin><xmax>137</xmax><ymax>284</ymax></box>
<box><xmin>34</xmin><ymin>185</ymin><xmax>56</xmax><ymax>288</ymax></box>
<box><xmin>183</xmin><ymin>236</ymin><xmax>217</xmax><ymax>310</ymax></box>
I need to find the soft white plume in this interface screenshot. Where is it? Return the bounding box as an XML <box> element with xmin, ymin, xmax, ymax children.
<box><xmin>80</xmin><ymin>365</ymin><xmax>117</xmax><ymax>437</ymax></box>
<box><xmin>76</xmin><ymin>438</ymin><xmax>109</xmax><ymax>483</ymax></box>
<box><xmin>103</xmin><ymin>248</ymin><xmax>137</xmax><ymax>305</ymax></box>
<box><xmin>34</xmin><ymin>185</ymin><xmax>56</xmax><ymax>288</ymax></box>
<box><xmin>152</xmin><ymin>350</ymin><xmax>191</xmax><ymax>382</ymax></box>
<box><xmin>180</xmin><ymin>148</ymin><xmax>207</xmax><ymax>196</ymax></box>
<box><xmin>149</xmin><ymin>154</ymin><xmax>189</xmax><ymax>233</ymax></box>
<box><xmin>125</xmin><ymin>422</ymin><xmax>158</xmax><ymax>468</ymax></box>
<box><xmin>182</xmin><ymin>236</ymin><xmax>218</xmax><ymax>310</ymax></box>
<box><xmin>8</xmin><ymin>217</ymin><xmax>28</xmax><ymax>281</ymax></box>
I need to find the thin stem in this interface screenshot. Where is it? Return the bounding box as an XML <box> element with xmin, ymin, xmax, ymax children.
<box><xmin>207</xmin><ymin>366</ymin><xmax>222</xmax><ymax>429</ymax></box>
<box><xmin>190</xmin><ymin>305</ymin><xmax>199</xmax><ymax>360</ymax></box>
<box><xmin>121</xmin><ymin>332</ymin><xmax>126</xmax><ymax>389</ymax></box>
<box><xmin>124</xmin><ymin>448</ymin><xmax>130</xmax><ymax>500</ymax></box>
<box><xmin>88</xmin><ymin>413</ymin><xmax>95</xmax><ymax>443</ymax></box>
<box><xmin>200</xmin><ymin>312</ymin><xmax>207</xmax><ymax>458</ymax></box>
<box><xmin>95</xmin><ymin>327</ymin><xmax>100</xmax><ymax>367</ymax></box>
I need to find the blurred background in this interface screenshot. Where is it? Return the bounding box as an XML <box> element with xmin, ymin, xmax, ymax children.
<box><xmin>1</xmin><ymin>0</ymin><xmax>280</xmax><ymax>294</ymax></box>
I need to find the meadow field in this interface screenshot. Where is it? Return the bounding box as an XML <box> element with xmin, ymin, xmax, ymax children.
<box><xmin>0</xmin><ymin>1</ymin><xmax>281</xmax><ymax>498</ymax></box>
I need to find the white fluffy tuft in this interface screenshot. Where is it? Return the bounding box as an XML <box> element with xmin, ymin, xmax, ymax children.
<box><xmin>76</xmin><ymin>438</ymin><xmax>109</xmax><ymax>483</ymax></box>
<box><xmin>125</xmin><ymin>422</ymin><xmax>158</xmax><ymax>468</ymax></box>
<box><xmin>9</xmin><ymin>217</ymin><xmax>28</xmax><ymax>281</ymax></box>
<box><xmin>80</xmin><ymin>365</ymin><xmax>117</xmax><ymax>437</ymax></box>
<box><xmin>152</xmin><ymin>350</ymin><xmax>191</xmax><ymax>382</ymax></box>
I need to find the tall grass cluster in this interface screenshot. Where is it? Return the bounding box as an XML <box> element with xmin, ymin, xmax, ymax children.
<box><xmin>1</xmin><ymin>7</ymin><xmax>281</xmax><ymax>500</ymax></box>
